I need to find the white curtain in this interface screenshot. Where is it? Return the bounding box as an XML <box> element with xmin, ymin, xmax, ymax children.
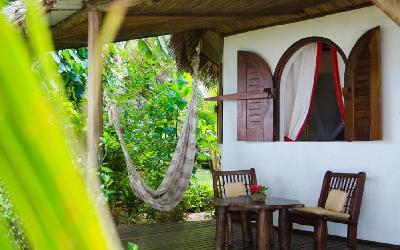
<box><xmin>280</xmin><ymin>43</ymin><xmax>321</xmax><ymax>141</ymax></box>
<box><xmin>338</xmin><ymin>51</ymin><xmax>345</xmax><ymax>94</ymax></box>
<box><xmin>337</xmin><ymin>49</ymin><xmax>346</xmax><ymax>115</ymax></box>
<box><xmin>330</xmin><ymin>47</ymin><xmax>346</xmax><ymax>122</ymax></box>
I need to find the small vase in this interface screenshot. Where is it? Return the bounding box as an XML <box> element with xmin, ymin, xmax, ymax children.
<box><xmin>251</xmin><ymin>193</ymin><xmax>266</xmax><ymax>202</ymax></box>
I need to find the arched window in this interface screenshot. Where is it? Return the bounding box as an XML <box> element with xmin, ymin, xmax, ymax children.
<box><xmin>217</xmin><ymin>28</ymin><xmax>381</xmax><ymax>142</ymax></box>
<box><xmin>274</xmin><ymin>38</ymin><xmax>347</xmax><ymax>141</ymax></box>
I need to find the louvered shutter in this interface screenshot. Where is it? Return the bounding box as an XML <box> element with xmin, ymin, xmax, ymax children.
<box><xmin>344</xmin><ymin>27</ymin><xmax>382</xmax><ymax>141</ymax></box>
<box><xmin>237</xmin><ymin>51</ymin><xmax>274</xmax><ymax>141</ymax></box>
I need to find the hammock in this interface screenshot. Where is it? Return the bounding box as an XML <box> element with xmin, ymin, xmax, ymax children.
<box><xmin>106</xmin><ymin>81</ymin><xmax>198</xmax><ymax>211</ymax></box>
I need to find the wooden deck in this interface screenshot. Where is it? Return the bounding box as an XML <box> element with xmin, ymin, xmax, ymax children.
<box><xmin>118</xmin><ymin>220</ymin><xmax>396</xmax><ymax>250</ymax></box>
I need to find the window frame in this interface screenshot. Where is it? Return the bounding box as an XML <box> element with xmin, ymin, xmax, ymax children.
<box><xmin>273</xmin><ymin>37</ymin><xmax>348</xmax><ymax>141</ymax></box>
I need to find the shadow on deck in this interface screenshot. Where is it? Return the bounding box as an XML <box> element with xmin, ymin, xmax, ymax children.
<box><xmin>117</xmin><ymin>220</ymin><xmax>394</xmax><ymax>250</ymax></box>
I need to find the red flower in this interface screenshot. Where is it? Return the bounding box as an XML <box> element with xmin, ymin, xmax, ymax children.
<box><xmin>250</xmin><ymin>185</ymin><xmax>262</xmax><ymax>193</ymax></box>
<box><xmin>250</xmin><ymin>184</ymin><xmax>268</xmax><ymax>194</ymax></box>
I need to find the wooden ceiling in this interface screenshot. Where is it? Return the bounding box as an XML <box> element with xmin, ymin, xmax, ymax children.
<box><xmin>51</xmin><ymin>0</ymin><xmax>373</xmax><ymax>50</ymax></box>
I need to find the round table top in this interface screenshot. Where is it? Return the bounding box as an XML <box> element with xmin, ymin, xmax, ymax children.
<box><xmin>213</xmin><ymin>196</ymin><xmax>304</xmax><ymax>210</ymax></box>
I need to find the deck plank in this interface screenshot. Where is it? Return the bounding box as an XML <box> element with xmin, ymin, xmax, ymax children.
<box><xmin>117</xmin><ymin>220</ymin><xmax>395</xmax><ymax>250</ymax></box>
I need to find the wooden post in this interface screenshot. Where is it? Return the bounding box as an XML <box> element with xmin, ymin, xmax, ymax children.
<box><xmin>372</xmin><ymin>0</ymin><xmax>400</xmax><ymax>26</ymax></box>
<box><xmin>87</xmin><ymin>10</ymin><xmax>103</xmax><ymax>176</ymax></box>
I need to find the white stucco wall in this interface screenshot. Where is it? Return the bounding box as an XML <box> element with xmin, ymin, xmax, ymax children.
<box><xmin>222</xmin><ymin>6</ymin><xmax>400</xmax><ymax>245</ymax></box>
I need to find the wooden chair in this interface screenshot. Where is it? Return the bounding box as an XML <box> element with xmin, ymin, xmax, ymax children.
<box><xmin>212</xmin><ymin>168</ymin><xmax>270</xmax><ymax>248</ymax></box>
<box><xmin>289</xmin><ymin>171</ymin><xmax>366</xmax><ymax>250</ymax></box>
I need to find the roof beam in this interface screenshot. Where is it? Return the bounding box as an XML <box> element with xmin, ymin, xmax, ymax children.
<box><xmin>94</xmin><ymin>0</ymin><xmax>337</xmax><ymax>13</ymax></box>
<box><xmin>125</xmin><ymin>12</ymin><xmax>298</xmax><ymax>18</ymax></box>
<box><xmin>372</xmin><ymin>0</ymin><xmax>400</xmax><ymax>26</ymax></box>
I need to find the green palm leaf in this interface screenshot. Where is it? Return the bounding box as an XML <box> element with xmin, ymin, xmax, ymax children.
<box><xmin>0</xmin><ymin>0</ymin><xmax>123</xmax><ymax>249</ymax></box>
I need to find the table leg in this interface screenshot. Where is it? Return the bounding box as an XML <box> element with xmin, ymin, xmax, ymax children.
<box><xmin>279</xmin><ymin>208</ymin><xmax>290</xmax><ymax>250</ymax></box>
<box><xmin>257</xmin><ymin>209</ymin><xmax>271</xmax><ymax>250</ymax></box>
<box><xmin>240</xmin><ymin>211</ymin><xmax>251</xmax><ymax>247</ymax></box>
<box><xmin>215</xmin><ymin>206</ymin><xmax>226</xmax><ymax>250</ymax></box>
<box><xmin>227</xmin><ymin>212</ymin><xmax>233</xmax><ymax>248</ymax></box>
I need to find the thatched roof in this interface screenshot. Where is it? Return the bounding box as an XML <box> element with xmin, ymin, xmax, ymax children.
<box><xmin>169</xmin><ymin>30</ymin><xmax>206</xmax><ymax>74</ymax></box>
<box><xmin>49</xmin><ymin>0</ymin><xmax>372</xmax><ymax>50</ymax></box>
<box><xmin>4</xmin><ymin>0</ymin><xmax>374</xmax><ymax>52</ymax></box>
<box><xmin>3</xmin><ymin>0</ymin><xmax>82</xmax><ymax>30</ymax></box>
<box><xmin>3</xmin><ymin>0</ymin><xmax>373</xmax><ymax>77</ymax></box>
<box><xmin>3</xmin><ymin>0</ymin><xmax>27</xmax><ymax>29</ymax></box>
<box><xmin>168</xmin><ymin>29</ymin><xmax>222</xmax><ymax>79</ymax></box>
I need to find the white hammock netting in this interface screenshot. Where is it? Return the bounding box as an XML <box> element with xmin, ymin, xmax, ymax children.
<box><xmin>106</xmin><ymin>82</ymin><xmax>198</xmax><ymax>211</ymax></box>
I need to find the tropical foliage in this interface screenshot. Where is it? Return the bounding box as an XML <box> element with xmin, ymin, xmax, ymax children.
<box><xmin>51</xmin><ymin>37</ymin><xmax>218</xmax><ymax>224</ymax></box>
<box><xmin>101</xmin><ymin>38</ymin><xmax>218</xmax><ymax>223</ymax></box>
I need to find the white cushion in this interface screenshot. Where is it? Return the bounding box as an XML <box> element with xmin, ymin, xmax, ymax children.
<box><xmin>325</xmin><ymin>189</ymin><xmax>348</xmax><ymax>212</ymax></box>
<box><xmin>224</xmin><ymin>182</ymin><xmax>245</xmax><ymax>197</ymax></box>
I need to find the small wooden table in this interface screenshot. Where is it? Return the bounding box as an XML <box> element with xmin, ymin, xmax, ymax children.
<box><xmin>213</xmin><ymin>196</ymin><xmax>304</xmax><ymax>250</ymax></box>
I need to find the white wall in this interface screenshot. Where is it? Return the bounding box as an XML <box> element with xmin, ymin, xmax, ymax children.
<box><xmin>222</xmin><ymin>6</ymin><xmax>400</xmax><ymax>245</ymax></box>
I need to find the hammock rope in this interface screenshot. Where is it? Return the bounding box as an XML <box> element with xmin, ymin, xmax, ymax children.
<box><xmin>106</xmin><ymin>51</ymin><xmax>200</xmax><ymax>211</ymax></box>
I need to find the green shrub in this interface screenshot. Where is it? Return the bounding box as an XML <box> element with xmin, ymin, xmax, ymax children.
<box><xmin>53</xmin><ymin>38</ymin><xmax>219</xmax><ymax>224</ymax></box>
<box><xmin>182</xmin><ymin>182</ymin><xmax>213</xmax><ymax>213</ymax></box>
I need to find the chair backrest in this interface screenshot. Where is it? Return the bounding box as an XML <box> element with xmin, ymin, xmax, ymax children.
<box><xmin>212</xmin><ymin>168</ymin><xmax>257</xmax><ymax>198</ymax></box>
<box><xmin>318</xmin><ymin>171</ymin><xmax>366</xmax><ymax>222</ymax></box>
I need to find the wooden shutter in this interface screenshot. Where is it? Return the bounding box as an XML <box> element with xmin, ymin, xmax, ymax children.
<box><xmin>237</xmin><ymin>51</ymin><xmax>274</xmax><ymax>141</ymax></box>
<box><xmin>344</xmin><ymin>27</ymin><xmax>382</xmax><ymax>141</ymax></box>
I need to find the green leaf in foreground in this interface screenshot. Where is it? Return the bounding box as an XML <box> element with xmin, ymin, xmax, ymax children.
<box><xmin>0</xmin><ymin>0</ymin><xmax>121</xmax><ymax>249</ymax></box>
